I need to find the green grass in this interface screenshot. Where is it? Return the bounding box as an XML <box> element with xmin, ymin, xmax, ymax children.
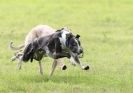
<box><xmin>0</xmin><ymin>0</ymin><xmax>133</xmax><ymax>93</ymax></box>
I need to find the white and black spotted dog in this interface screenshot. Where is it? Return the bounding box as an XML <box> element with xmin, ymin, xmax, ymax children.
<box><xmin>22</xmin><ymin>28</ymin><xmax>89</xmax><ymax>78</ymax></box>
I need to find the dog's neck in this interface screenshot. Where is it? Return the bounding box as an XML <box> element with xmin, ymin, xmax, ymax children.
<box><xmin>59</xmin><ymin>30</ymin><xmax>70</xmax><ymax>48</ymax></box>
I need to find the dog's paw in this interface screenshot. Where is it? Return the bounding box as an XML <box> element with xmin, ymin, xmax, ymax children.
<box><xmin>84</xmin><ymin>65</ymin><xmax>89</xmax><ymax>70</ymax></box>
<box><xmin>62</xmin><ymin>65</ymin><xmax>67</xmax><ymax>70</ymax></box>
<box><xmin>82</xmin><ymin>65</ymin><xmax>89</xmax><ymax>70</ymax></box>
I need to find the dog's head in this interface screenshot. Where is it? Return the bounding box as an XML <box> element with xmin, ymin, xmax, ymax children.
<box><xmin>66</xmin><ymin>34</ymin><xmax>83</xmax><ymax>55</ymax></box>
<box><xmin>58</xmin><ymin>28</ymin><xmax>83</xmax><ymax>56</ymax></box>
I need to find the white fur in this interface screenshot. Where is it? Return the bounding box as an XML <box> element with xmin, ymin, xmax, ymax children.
<box><xmin>10</xmin><ymin>25</ymin><xmax>68</xmax><ymax>75</ymax></box>
<box><xmin>75</xmin><ymin>39</ymin><xmax>81</xmax><ymax>53</ymax></box>
<box><xmin>59</xmin><ymin>29</ymin><xmax>71</xmax><ymax>48</ymax></box>
<box><xmin>69</xmin><ymin>56</ymin><xmax>77</xmax><ymax>66</ymax></box>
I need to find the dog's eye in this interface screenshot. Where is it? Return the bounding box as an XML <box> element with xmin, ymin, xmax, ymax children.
<box><xmin>72</xmin><ymin>43</ymin><xmax>77</xmax><ymax>46</ymax></box>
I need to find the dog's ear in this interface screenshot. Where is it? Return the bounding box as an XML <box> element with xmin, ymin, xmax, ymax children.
<box><xmin>76</xmin><ymin>34</ymin><xmax>80</xmax><ymax>39</ymax></box>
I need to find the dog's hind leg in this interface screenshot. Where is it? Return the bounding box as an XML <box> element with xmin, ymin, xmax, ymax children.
<box><xmin>11</xmin><ymin>55</ymin><xmax>17</xmax><ymax>61</ymax></box>
<box><xmin>17</xmin><ymin>60</ymin><xmax>23</xmax><ymax>70</ymax></box>
<box><xmin>39</xmin><ymin>61</ymin><xmax>43</xmax><ymax>75</ymax></box>
<box><xmin>49</xmin><ymin>59</ymin><xmax>57</xmax><ymax>79</ymax></box>
<box><xmin>15</xmin><ymin>54</ymin><xmax>24</xmax><ymax>70</ymax></box>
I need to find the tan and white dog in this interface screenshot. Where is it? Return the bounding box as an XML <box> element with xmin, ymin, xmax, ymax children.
<box><xmin>10</xmin><ymin>25</ymin><xmax>68</xmax><ymax>75</ymax></box>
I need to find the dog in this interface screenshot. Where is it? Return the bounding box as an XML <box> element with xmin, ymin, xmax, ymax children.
<box><xmin>9</xmin><ymin>25</ymin><xmax>68</xmax><ymax>74</ymax></box>
<box><xmin>22</xmin><ymin>28</ymin><xmax>89</xmax><ymax>78</ymax></box>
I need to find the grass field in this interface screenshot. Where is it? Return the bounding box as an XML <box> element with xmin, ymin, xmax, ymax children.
<box><xmin>0</xmin><ymin>0</ymin><xmax>133</xmax><ymax>93</ymax></box>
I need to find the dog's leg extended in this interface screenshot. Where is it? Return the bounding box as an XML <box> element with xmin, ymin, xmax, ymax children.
<box><xmin>16</xmin><ymin>54</ymin><xmax>24</xmax><ymax>70</ymax></box>
<box><xmin>11</xmin><ymin>56</ymin><xmax>17</xmax><ymax>61</ymax></box>
<box><xmin>39</xmin><ymin>61</ymin><xmax>43</xmax><ymax>75</ymax></box>
<box><xmin>42</xmin><ymin>46</ymin><xmax>67</xmax><ymax>70</ymax></box>
<box><xmin>70</xmin><ymin>52</ymin><xmax>89</xmax><ymax>70</ymax></box>
<box><xmin>69</xmin><ymin>56</ymin><xmax>77</xmax><ymax>66</ymax></box>
<box><xmin>17</xmin><ymin>60</ymin><xmax>23</xmax><ymax>70</ymax></box>
<box><xmin>49</xmin><ymin>59</ymin><xmax>57</xmax><ymax>79</ymax></box>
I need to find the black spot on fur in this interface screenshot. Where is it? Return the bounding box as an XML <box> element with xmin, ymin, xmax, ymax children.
<box><xmin>48</xmin><ymin>37</ymin><xmax>62</xmax><ymax>53</ymax></box>
<box><xmin>84</xmin><ymin>65</ymin><xmax>89</xmax><ymax>70</ymax></box>
<box><xmin>76</xmin><ymin>34</ymin><xmax>80</xmax><ymax>38</ymax></box>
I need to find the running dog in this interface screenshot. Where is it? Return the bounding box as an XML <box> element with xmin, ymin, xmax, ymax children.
<box><xmin>22</xmin><ymin>29</ymin><xmax>89</xmax><ymax>78</ymax></box>
<box><xmin>9</xmin><ymin>25</ymin><xmax>68</xmax><ymax>74</ymax></box>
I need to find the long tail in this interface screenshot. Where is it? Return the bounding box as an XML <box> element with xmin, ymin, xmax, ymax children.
<box><xmin>9</xmin><ymin>41</ymin><xmax>24</xmax><ymax>50</ymax></box>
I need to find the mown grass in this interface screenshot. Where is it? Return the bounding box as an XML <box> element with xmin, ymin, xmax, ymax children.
<box><xmin>0</xmin><ymin>0</ymin><xmax>133</xmax><ymax>93</ymax></box>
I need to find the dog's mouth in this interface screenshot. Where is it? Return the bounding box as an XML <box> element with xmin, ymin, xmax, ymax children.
<box><xmin>75</xmin><ymin>50</ymin><xmax>84</xmax><ymax>58</ymax></box>
<box><xmin>78</xmin><ymin>53</ymin><xmax>84</xmax><ymax>58</ymax></box>
<box><xmin>70</xmin><ymin>51</ymin><xmax>84</xmax><ymax>58</ymax></box>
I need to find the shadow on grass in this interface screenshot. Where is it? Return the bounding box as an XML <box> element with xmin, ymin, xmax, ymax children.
<box><xmin>50</xmin><ymin>74</ymin><xmax>91</xmax><ymax>85</ymax></box>
<box><xmin>19</xmin><ymin>72</ymin><xmax>91</xmax><ymax>85</ymax></box>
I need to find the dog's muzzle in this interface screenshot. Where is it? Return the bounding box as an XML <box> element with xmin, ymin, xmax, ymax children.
<box><xmin>72</xmin><ymin>48</ymin><xmax>84</xmax><ymax>58</ymax></box>
<box><xmin>78</xmin><ymin>49</ymin><xmax>84</xmax><ymax>58</ymax></box>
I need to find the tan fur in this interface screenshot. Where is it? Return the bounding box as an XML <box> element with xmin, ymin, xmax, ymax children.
<box><xmin>10</xmin><ymin>25</ymin><xmax>66</xmax><ymax>76</ymax></box>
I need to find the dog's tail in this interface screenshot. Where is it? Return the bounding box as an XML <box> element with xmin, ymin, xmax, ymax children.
<box><xmin>9</xmin><ymin>41</ymin><xmax>24</xmax><ymax>50</ymax></box>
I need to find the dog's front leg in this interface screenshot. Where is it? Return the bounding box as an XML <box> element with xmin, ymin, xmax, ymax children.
<box><xmin>70</xmin><ymin>53</ymin><xmax>89</xmax><ymax>70</ymax></box>
<box><xmin>69</xmin><ymin>56</ymin><xmax>77</xmax><ymax>66</ymax></box>
<box><xmin>49</xmin><ymin>59</ymin><xmax>57</xmax><ymax>79</ymax></box>
<box><xmin>38</xmin><ymin>61</ymin><xmax>43</xmax><ymax>75</ymax></box>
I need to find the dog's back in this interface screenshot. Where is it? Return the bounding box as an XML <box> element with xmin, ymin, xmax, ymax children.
<box><xmin>22</xmin><ymin>31</ymin><xmax>64</xmax><ymax>62</ymax></box>
<box><xmin>24</xmin><ymin>25</ymin><xmax>56</xmax><ymax>46</ymax></box>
